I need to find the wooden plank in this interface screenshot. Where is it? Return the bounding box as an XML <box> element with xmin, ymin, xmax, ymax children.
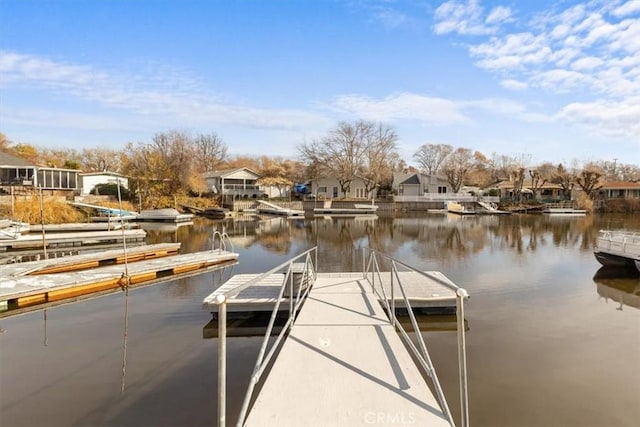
<box><xmin>0</xmin><ymin>250</ymin><xmax>238</xmax><ymax>303</ymax></box>
<box><xmin>0</xmin><ymin>229</ymin><xmax>147</xmax><ymax>251</ymax></box>
<box><xmin>244</xmin><ymin>276</ymin><xmax>449</xmax><ymax>426</ymax></box>
<box><xmin>0</xmin><ymin>243</ymin><xmax>181</xmax><ymax>276</ymax></box>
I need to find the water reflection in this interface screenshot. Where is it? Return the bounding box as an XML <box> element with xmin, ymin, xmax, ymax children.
<box><xmin>593</xmin><ymin>268</ymin><xmax>640</xmax><ymax>311</ymax></box>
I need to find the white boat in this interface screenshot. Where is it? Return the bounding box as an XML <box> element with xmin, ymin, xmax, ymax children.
<box><xmin>593</xmin><ymin>230</ymin><xmax>640</xmax><ymax>269</ymax></box>
<box><xmin>136</xmin><ymin>208</ymin><xmax>194</xmax><ymax>223</ymax></box>
<box><xmin>445</xmin><ymin>201</ymin><xmax>475</xmax><ymax>215</ymax></box>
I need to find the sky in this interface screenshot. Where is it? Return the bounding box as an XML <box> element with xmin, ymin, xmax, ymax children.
<box><xmin>1</xmin><ymin>0</ymin><xmax>639</xmax><ymax>166</ymax></box>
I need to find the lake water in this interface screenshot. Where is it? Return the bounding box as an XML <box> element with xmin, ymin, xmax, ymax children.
<box><xmin>1</xmin><ymin>213</ymin><xmax>639</xmax><ymax>426</ymax></box>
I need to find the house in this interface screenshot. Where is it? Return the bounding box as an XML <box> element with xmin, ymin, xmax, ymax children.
<box><xmin>0</xmin><ymin>150</ymin><xmax>80</xmax><ymax>192</ymax></box>
<box><xmin>392</xmin><ymin>172</ymin><xmax>451</xmax><ymax>197</ymax></box>
<box><xmin>598</xmin><ymin>181</ymin><xmax>640</xmax><ymax>199</ymax></box>
<box><xmin>308</xmin><ymin>176</ymin><xmax>376</xmax><ymax>199</ymax></box>
<box><xmin>80</xmin><ymin>172</ymin><xmax>129</xmax><ymax>195</ymax></box>
<box><xmin>482</xmin><ymin>179</ymin><xmax>564</xmax><ymax>200</ymax></box>
<box><xmin>203</xmin><ymin>167</ymin><xmax>265</xmax><ymax>200</ymax></box>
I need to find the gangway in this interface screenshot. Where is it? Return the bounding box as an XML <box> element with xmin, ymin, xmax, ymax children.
<box><xmin>256</xmin><ymin>200</ymin><xmax>304</xmax><ymax>217</ymax></box>
<box><xmin>209</xmin><ymin>248</ymin><xmax>469</xmax><ymax>427</ymax></box>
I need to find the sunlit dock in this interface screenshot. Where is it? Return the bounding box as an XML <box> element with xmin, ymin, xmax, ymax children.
<box><xmin>0</xmin><ymin>229</ymin><xmax>147</xmax><ymax>251</ymax></box>
<box><xmin>1</xmin><ymin>244</ymin><xmax>238</xmax><ymax>316</ymax></box>
<box><xmin>256</xmin><ymin>200</ymin><xmax>304</xmax><ymax>217</ymax></box>
<box><xmin>203</xmin><ymin>271</ymin><xmax>459</xmax><ymax>315</ymax></box>
<box><xmin>207</xmin><ymin>247</ymin><xmax>469</xmax><ymax>427</ymax></box>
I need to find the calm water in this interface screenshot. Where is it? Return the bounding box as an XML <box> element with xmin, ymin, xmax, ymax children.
<box><xmin>1</xmin><ymin>213</ymin><xmax>639</xmax><ymax>427</ymax></box>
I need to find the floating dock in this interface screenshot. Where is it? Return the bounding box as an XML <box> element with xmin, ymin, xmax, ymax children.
<box><xmin>242</xmin><ymin>274</ymin><xmax>450</xmax><ymax>426</ymax></box>
<box><xmin>28</xmin><ymin>222</ymin><xmax>138</xmax><ymax>232</ymax></box>
<box><xmin>203</xmin><ymin>271</ymin><xmax>458</xmax><ymax>315</ymax></box>
<box><xmin>256</xmin><ymin>200</ymin><xmax>304</xmax><ymax>217</ymax></box>
<box><xmin>0</xmin><ymin>229</ymin><xmax>147</xmax><ymax>251</ymax></box>
<box><xmin>1</xmin><ymin>248</ymin><xmax>238</xmax><ymax>316</ymax></box>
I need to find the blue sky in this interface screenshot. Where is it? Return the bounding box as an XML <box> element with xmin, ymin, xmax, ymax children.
<box><xmin>1</xmin><ymin>0</ymin><xmax>638</xmax><ymax>166</ymax></box>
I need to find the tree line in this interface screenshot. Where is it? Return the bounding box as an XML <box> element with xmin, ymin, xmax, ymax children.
<box><xmin>1</xmin><ymin>125</ymin><xmax>638</xmax><ymax>202</ymax></box>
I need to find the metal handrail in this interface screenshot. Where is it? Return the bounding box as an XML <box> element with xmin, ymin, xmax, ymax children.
<box><xmin>214</xmin><ymin>247</ymin><xmax>318</xmax><ymax>427</ymax></box>
<box><xmin>212</xmin><ymin>231</ymin><xmax>234</xmax><ymax>253</ymax></box>
<box><xmin>362</xmin><ymin>248</ymin><xmax>469</xmax><ymax>427</ymax></box>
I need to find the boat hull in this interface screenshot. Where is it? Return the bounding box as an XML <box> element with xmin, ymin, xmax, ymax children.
<box><xmin>594</xmin><ymin>251</ymin><xmax>637</xmax><ymax>268</ymax></box>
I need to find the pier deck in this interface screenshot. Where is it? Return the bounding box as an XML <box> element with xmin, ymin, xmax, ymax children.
<box><xmin>243</xmin><ymin>275</ymin><xmax>449</xmax><ymax>426</ymax></box>
<box><xmin>203</xmin><ymin>271</ymin><xmax>457</xmax><ymax>313</ymax></box>
<box><xmin>0</xmin><ymin>229</ymin><xmax>147</xmax><ymax>251</ymax></box>
<box><xmin>0</xmin><ymin>249</ymin><xmax>238</xmax><ymax>315</ymax></box>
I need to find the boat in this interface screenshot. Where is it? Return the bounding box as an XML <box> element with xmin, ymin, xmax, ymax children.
<box><xmin>135</xmin><ymin>208</ymin><xmax>194</xmax><ymax>223</ymax></box>
<box><xmin>593</xmin><ymin>230</ymin><xmax>640</xmax><ymax>269</ymax></box>
<box><xmin>636</xmin><ymin>260</ymin><xmax>640</xmax><ymax>274</ymax></box>
<box><xmin>202</xmin><ymin>207</ymin><xmax>233</xmax><ymax>219</ymax></box>
<box><xmin>444</xmin><ymin>201</ymin><xmax>475</xmax><ymax>215</ymax></box>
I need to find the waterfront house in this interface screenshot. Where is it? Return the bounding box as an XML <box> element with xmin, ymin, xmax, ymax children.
<box><xmin>307</xmin><ymin>176</ymin><xmax>376</xmax><ymax>199</ymax></box>
<box><xmin>0</xmin><ymin>150</ymin><xmax>80</xmax><ymax>193</ymax></box>
<box><xmin>392</xmin><ymin>172</ymin><xmax>452</xmax><ymax>197</ymax></box>
<box><xmin>482</xmin><ymin>179</ymin><xmax>564</xmax><ymax>200</ymax></box>
<box><xmin>598</xmin><ymin>181</ymin><xmax>640</xmax><ymax>199</ymax></box>
<box><xmin>80</xmin><ymin>172</ymin><xmax>129</xmax><ymax>195</ymax></box>
<box><xmin>204</xmin><ymin>167</ymin><xmax>265</xmax><ymax>201</ymax></box>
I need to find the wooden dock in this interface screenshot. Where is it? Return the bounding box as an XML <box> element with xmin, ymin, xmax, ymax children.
<box><xmin>0</xmin><ymin>229</ymin><xmax>147</xmax><ymax>251</ymax></box>
<box><xmin>256</xmin><ymin>200</ymin><xmax>304</xmax><ymax>217</ymax></box>
<box><xmin>203</xmin><ymin>271</ymin><xmax>457</xmax><ymax>314</ymax></box>
<box><xmin>243</xmin><ymin>275</ymin><xmax>450</xmax><ymax>426</ymax></box>
<box><xmin>0</xmin><ymin>249</ymin><xmax>238</xmax><ymax>316</ymax></box>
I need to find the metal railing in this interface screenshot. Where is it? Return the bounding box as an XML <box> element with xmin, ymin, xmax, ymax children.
<box><xmin>395</xmin><ymin>194</ymin><xmax>499</xmax><ymax>203</ymax></box>
<box><xmin>214</xmin><ymin>247</ymin><xmax>318</xmax><ymax>427</ymax></box>
<box><xmin>361</xmin><ymin>248</ymin><xmax>469</xmax><ymax>427</ymax></box>
<box><xmin>211</xmin><ymin>231</ymin><xmax>234</xmax><ymax>253</ymax></box>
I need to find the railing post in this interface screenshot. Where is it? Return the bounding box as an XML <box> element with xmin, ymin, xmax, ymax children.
<box><xmin>216</xmin><ymin>295</ymin><xmax>227</xmax><ymax>427</ymax></box>
<box><xmin>289</xmin><ymin>267</ymin><xmax>294</xmax><ymax>325</ymax></box>
<box><xmin>390</xmin><ymin>266</ymin><xmax>395</xmax><ymax>326</ymax></box>
<box><xmin>456</xmin><ymin>288</ymin><xmax>469</xmax><ymax>427</ymax></box>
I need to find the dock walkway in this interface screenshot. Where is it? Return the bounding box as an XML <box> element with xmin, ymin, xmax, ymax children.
<box><xmin>203</xmin><ymin>271</ymin><xmax>458</xmax><ymax>313</ymax></box>
<box><xmin>244</xmin><ymin>274</ymin><xmax>449</xmax><ymax>426</ymax></box>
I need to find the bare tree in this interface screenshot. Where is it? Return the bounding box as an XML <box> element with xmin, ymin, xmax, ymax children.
<box><xmin>359</xmin><ymin>123</ymin><xmax>399</xmax><ymax>197</ymax></box>
<box><xmin>552</xmin><ymin>163</ymin><xmax>574</xmax><ymax>199</ymax></box>
<box><xmin>193</xmin><ymin>133</ymin><xmax>228</xmax><ymax>174</ymax></box>
<box><xmin>299</xmin><ymin>120</ymin><xmax>396</xmax><ymax>198</ymax></box>
<box><xmin>442</xmin><ymin>147</ymin><xmax>474</xmax><ymax>193</ymax></box>
<box><xmin>575</xmin><ymin>163</ymin><xmax>604</xmax><ymax>199</ymax></box>
<box><xmin>81</xmin><ymin>147</ymin><xmax>122</xmax><ymax>172</ymax></box>
<box><xmin>511</xmin><ymin>167</ymin><xmax>526</xmax><ymax>201</ymax></box>
<box><xmin>528</xmin><ymin>163</ymin><xmax>554</xmax><ymax>199</ymax></box>
<box><xmin>413</xmin><ymin>143</ymin><xmax>452</xmax><ymax>175</ymax></box>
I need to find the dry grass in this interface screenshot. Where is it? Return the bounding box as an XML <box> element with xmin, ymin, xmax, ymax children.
<box><xmin>10</xmin><ymin>198</ymin><xmax>85</xmax><ymax>224</ymax></box>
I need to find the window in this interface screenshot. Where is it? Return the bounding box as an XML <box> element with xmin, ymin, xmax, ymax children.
<box><xmin>438</xmin><ymin>186</ymin><xmax>447</xmax><ymax>194</ymax></box>
<box><xmin>355</xmin><ymin>187</ymin><xmax>366</xmax><ymax>198</ymax></box>
<box><xmin>333</xmin><ymin>187</ymin><xmax>338</xmax><ymax>198</ymax></box>
<box><xmin>318</xmin><ymin>186</ymin><xmax>327</xmax><ymax>193</ymax></box>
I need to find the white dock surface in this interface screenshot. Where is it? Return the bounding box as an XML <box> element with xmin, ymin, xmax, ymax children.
<box><xmin>244</xmin><ymin>275</ymin><xmax>449</xmax><ymax>426</ymax></box>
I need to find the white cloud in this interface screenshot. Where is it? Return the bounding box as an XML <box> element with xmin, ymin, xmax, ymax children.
<box><xmin>485</xmin><ymin>6</ymin><xmax>512</xmax><ymax>25</ymax></box>
<box><xmin>613</xmin><ymin>0</ymin><xmax>640</xmax><ymax>17</ymax></box>
<box><xmin>433</xmin><ymin>0</ymin><xmax>507</xmax><ymax>35</ymax></box>
<box><xmin>501</xmin><ymin>79</ymin><xmax>528</xmax><ymax>90</ymax></box>
<box><xmin>0</xmin><ymin>50</ymin><xmax>328</xmax><ymax>131</ymax></box>
<box><xmin>557</xmin><ymin>98</ymin><xmax>640</xmax><ymax>137</ymax></box>
<box><xmin>433</xmin><ymin>0</ymin><xmax>640</xmax><ymax>138</ymax></box>
<box><xmin>330</xmin><ymin>92</ymin><xmax>468</xmax><ymax>123</ymax></box>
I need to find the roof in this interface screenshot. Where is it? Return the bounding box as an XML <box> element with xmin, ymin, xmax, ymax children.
<box><xmin>203</xmin><ymin>167</ymin><xmax>261</xmax><ymax>179</ymax></box>
<box><xmin>485</xmin><ymin>179</ymin><xmax>562</xmax><ymax>190</ymax></box>
<box><xmin>0</xmin><ymin>150</ymin><xmax>38</xmax><ymax>168</ymax></box>
<box><xmin>80</xmin><ymin>171</ymin><xmax>128</xmax><ymax>178</ymax></box>
<box><xmin>602</xmin><ymin>181</ymin><xmax>640</xmax><ymax>189</ymax></box>
<box><xmin>400</xmin><ymin>175</ymin><xmax>420</xmax><ymax>185</ymax></box>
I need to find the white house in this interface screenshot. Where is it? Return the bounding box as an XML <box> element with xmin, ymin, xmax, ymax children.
<box><xmin>308</xmin><ymin>176</ymin><xmax>377</xmax><ymax>199</ymax></box>
<box><xmin>393</xmin><ymin>172</ymin><xmax>451</xmax><ymax>196</ymax></box>
<box><xmin>80</xmin><ymin>172</ymin><xmax>129</xmax><ymax>195</ymax></box>
<box><xmin>204</xmin><ymin>167</ymin><xmax>265</xmax><ymax>199</ymax></box>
